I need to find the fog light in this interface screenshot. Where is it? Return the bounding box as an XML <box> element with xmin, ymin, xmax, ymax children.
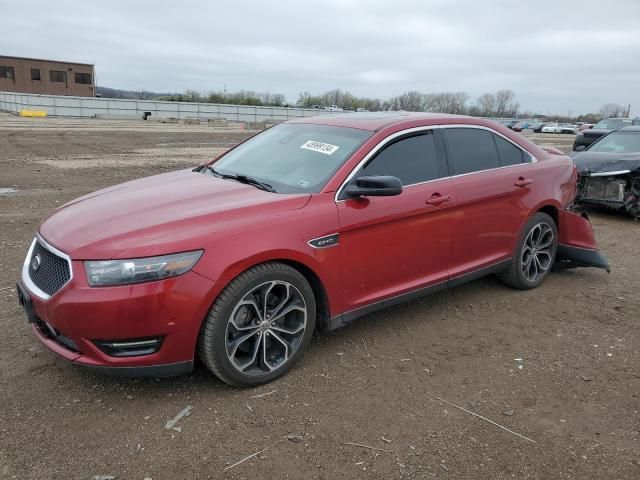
<box><xmin>94</xmin><ymin>336</ymin><xmax>163</xmax><ymax>357</ymax></box>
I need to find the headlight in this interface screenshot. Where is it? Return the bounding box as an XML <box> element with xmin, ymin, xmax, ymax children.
<box><xmin>85</xmin><ymin>250</ymin><xmax>203</xmax><ymax>286</ymax></box>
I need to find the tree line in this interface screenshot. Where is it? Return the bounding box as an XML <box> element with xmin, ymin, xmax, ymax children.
<box><xmin>96</xmin><ymin>86</ymin><xmax>629</xmax><ymax>121</ymax></box>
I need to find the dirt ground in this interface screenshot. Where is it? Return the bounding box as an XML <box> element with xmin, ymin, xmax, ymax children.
<box><xmin>0</xmin><ymin>115</ymin><xmax>638</xmax><ymax>480</ymax></box>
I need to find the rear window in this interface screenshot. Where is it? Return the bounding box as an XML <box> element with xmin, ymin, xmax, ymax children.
<box><xmin>446</xmin><ymin>128</ymin><xmax>499</xmax><ymax>174</ymax></box>
<box><xmin>594</xmin><ymin>119</ymin><xmax>631</xmax><ymax>129</ymax></box>
<box><xmin>493</xmin><ymin>134</ymin><xmax>527</xmax><ymax>166</ymax></box>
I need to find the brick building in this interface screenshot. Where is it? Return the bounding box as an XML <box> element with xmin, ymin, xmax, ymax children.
<box><xmin>0</xmin><ymin>55</ymin><xmax>95</xmax><ymax>97</ymax></box>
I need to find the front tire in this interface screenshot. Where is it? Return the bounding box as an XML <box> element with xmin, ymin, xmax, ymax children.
<box><xmin>198</xmin><ymin>262</ymin><xmax>316</xmax><ymax>387</ymax></box>
<box><xmin>498</xmin><ymin>212</ymin><xmax>557</xmax><ymax>290</ymax></box>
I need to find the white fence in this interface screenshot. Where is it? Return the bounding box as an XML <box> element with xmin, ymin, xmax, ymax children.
<box><xmin>0</xmin><ymin>91</ymin><xmax>345</xmax><ymax>122</ymax></box>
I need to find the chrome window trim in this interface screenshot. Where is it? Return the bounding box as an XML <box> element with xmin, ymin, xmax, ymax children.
<box><xmin>21</xmin><ymin>234</ymin><xmax>74</xmax><ymax>301</ymax></box>
<box><xmin>586</xmin><ymin>170</ymin><xmax>630</xmax><ymax>177</ymax></box>
<box><xmin>334</xmin><ymin>124</ymin><xmax>538</xmax><ymax>203</ymax></box>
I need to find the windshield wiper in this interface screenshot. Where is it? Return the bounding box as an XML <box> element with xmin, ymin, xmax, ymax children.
<box><xmin>207</xmin><ymin>166</ymin><xmax>277</xmax><ymax>193</ymax></box>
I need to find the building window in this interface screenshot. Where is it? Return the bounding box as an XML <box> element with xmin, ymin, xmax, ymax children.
<box><xmin>49</xmin><ymin>70</ymin><xmax>67</xmax><ymax>83</ymax></box>
<box><xmin>0</xmin><ymin>66</ymin><xmax>15</xmax><ymax>80</ymax></box>
<box><xmin>74</xmin><ymin>72</ymin><xmax>92</xmax><ymax>84</ymax></box>
<box><xmin>31</xmin><ymin>68</ymin><xmax>41</xmax><ymax>81</ymax></box>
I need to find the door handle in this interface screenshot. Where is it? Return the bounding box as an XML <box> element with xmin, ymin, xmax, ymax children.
<box><xmin>426</xmin><ymin>194</ymin><xmax>451</xmax><ymax>206</ymax></box>
<box><xmin>514</xmin><ymin>177</ymin><xmax>533</xmax><ymax>188</ymax></box>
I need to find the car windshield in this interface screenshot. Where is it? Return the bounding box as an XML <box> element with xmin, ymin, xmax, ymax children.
<box><xmin>594</xmin><ymin>119</ymin><xmax>631</xmax><ymax>129</ymax></box>
<box><xmin>589</xmin><ymin>131</ymin><xmax>640</xmax><ymax>153</ymax></box>
<box><xmin>210</xmin><ymin>124</ymin><xmax>371</xmax><ymax>193</ymax></box>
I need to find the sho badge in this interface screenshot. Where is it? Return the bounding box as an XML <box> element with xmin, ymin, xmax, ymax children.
<box><xmin>308</xmin><ymin>233</ymin><xmax>339</xmax><ymax>249</ymax></box>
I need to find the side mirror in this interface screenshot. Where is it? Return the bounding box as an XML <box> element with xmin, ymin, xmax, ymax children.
<box><xmin>575</xmin><ymin>145</ymin><xmax>586</xmax><ymax>152</ymax></box>
<box><xmin>344</xmin><ymin>175</ymin><xmax>402</xmax><ymax>198</ymax></box>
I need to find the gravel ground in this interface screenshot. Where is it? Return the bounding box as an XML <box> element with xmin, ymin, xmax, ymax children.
<box><xmin>0</xmin><ymin>116</ymin><xmax>638</xmax><ymax>480</ymax></box>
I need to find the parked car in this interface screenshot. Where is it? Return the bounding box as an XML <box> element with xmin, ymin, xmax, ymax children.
<box><xmin>558</xmin><ymin>123</ymin><xmax>578</xmax><ymax>134</ymax></box>
<box><xmin>541</xmin><ymin>123</ymin><xmax>577</xmax><ymax>134</ymax></box>
<box><xmin>16</xmin><ymin>113</ymin><xmax>608</xmax><ymax>387</ymax></box>
<box><xmin>573</xmin><ymin>118</ymin><xmax>633</xmax><ymax>151</ymax></box>
<box><xmin>531</xmin><ymin>122</ymin><xmax>545</xmax><ymax>133</ymax></box>
<box><xmin>510</xmin><ymin>122</ymin><xmax>524</xmax><ymax>132</ymax></box>
<box><xmin>574</xmin><ymin>126</ymin><xmax>640</xmax><ymax>218</ymax></box>
<box><xmin>578</xmin><ymin>123</ymin><xmax>594</xmax><ymax>131</ymax></box>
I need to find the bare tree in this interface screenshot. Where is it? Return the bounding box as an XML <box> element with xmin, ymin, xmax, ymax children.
<box><xmin>389</xmin><ymin>91</ymin><xmax>424</xmax><ymax>111</ymax></box>
<box><xmin>599</xmin><ymin>103</ymin><xmax>626</xmax><ymax>119</ymax></box>
<box><xmin>495</xmin><ymin>89</ymin><xmax>518</xmax><ymax>117</ymax></box>
<box><xmin>476</xmin><ymin>93</ymin><xmax>496</xmax><ymax>116</ymax></box>
<box><xmin>183</xmin><ymin>89</ymin><xmax>202</xmax><ymax>102</ymax></box>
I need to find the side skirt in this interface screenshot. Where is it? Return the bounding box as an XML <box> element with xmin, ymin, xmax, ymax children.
<box><xmin>327</xmin><ymin>260</ymin><xmax>511</xmax><ymax>331</ymax></box>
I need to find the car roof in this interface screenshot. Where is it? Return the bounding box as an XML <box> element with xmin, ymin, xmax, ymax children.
<box><xmin>286</xmin><ymin>112</ymin><xmax>476</xmax><ymax>131</ymax></box>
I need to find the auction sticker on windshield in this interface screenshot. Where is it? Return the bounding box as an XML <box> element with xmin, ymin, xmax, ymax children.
<box><xmin>300</xmin><ymin>140</ymin><xmax>339</xmax><ymax>155</ymax></box>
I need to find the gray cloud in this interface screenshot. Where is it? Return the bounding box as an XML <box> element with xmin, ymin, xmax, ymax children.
<box><xmin>3</xmin><ymin>0</ymin><xmax>640</xmax><ymax>114</ymax></box>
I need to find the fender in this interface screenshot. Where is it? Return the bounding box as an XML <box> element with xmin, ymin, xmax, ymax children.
<box><xmin>199</xmin><ymin>247</ymin><xmax>341</xmax><ymax>318</ymax></box>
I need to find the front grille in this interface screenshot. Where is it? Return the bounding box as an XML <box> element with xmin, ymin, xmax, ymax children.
<box><xmin>28</xmin><ymin>239</ymin><xmax>71</xmax><ymax>296</ymax></box>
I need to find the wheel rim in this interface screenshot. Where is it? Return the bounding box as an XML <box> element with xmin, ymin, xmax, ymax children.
<box><xmin>521</xmin><ymin>222</ymin><xmax>554</xmax><ymax>282</ymax></box>
<box><xmin>225</xmin><ymin>281</ymin><xmax>307</xmax><ymax>376</ymax></box>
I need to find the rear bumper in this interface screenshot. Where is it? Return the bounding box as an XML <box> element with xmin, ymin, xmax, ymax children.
<box><xmin>555</xmin><ymin>207</ymin><xmax>610</xmax><ymax>272</ymax></box>
<box><xmin>556</xmin><ymin>244</ymin><xmax>610</xmax><ymax>272</ymax></box>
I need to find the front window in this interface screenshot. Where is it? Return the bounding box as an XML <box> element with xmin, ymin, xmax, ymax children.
<box><xmin>588</xmin><ymin>132</ymin><xmax>640</xmax><ymax>153</ymax></box>
<box><xmin>210</xmin><ymin>124</ymin><xmax>371</xmax><ymax>193</ymax></box>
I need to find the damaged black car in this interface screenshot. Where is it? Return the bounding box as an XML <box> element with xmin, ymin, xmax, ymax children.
<box><xmin>574</xmin><ymin>126</ymin><xmax>640</xmax><ymax>218</ymax></box>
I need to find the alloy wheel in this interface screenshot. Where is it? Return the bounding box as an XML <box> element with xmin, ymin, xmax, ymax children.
<box><xmin>224</xmin><ymin>281</ymin><xmax>307</xmax><ymax>376</ymax></box>
<box><xmin>520</xmin><ymin>222</ymin><xmax>554</xmax><ymax>282</ymax></box>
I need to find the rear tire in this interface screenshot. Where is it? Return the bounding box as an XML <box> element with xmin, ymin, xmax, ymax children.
<box><xmin>498</xmin><ymin>212</ymin><xmax>557</xmax><ymax>290</ymax></box>
<box><xmin>198</xmin><ymin>262</ymin><xmax>316</xmax><ymax>387</ymax></box>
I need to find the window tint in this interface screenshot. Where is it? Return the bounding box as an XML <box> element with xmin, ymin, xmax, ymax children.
<box><xmin>360</xmin><ymin>133</ymin><xmax>440</xmax><ymax>186</ymax></box>
<box><xmin>75</xmin><ymin>72</ymin><xmax>91</xmax><ymax>84</ymax></box>
<box><xmin>493</xmin><ymin>134</ymin><xmax>526</xmax><ymax>166</ymax></box>
<box><xmin>49</xmin><ymin>70</ymin><xmax>66</xmax><ymax>83</ymax></box>
<box><xmin>31</xmin><ymin>68</ymin><xmax>41</xmax><ymax>81</ymax></box>
<box><xmin>446</xmin><ymin>128</ymin><xmax>499</xmax><ymax>174</ymax></box>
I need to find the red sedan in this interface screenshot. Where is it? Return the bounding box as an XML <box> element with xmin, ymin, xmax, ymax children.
<box><xmin>17</xmin><ymin>113</ymin><xmax>609</xmax><ymax>386</ymax></box>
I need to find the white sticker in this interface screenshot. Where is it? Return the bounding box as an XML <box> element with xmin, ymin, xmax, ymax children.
<box><xmin>300</xmin><ymin>140</ymin><xmax>339</xmax><ymax>155</ymax></box>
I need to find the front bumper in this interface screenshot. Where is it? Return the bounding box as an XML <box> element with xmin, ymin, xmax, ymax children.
<box><xmin>18</xmin><ymin>254</ymin><xmax>220</xmax><ymax>376</ymax></box>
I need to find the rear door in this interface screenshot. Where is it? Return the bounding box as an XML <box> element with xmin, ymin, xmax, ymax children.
<box><xmin>336</xmin><ymin>129</ymin><xmax>456</xmax><ymax>312</ymax></box>
<box><xmin>443</xmin><ymin>127</ymin><xmax>535</xmax><ymax>277</ymax></box>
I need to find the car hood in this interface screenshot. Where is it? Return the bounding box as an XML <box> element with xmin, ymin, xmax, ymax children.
<box><xmin>580</xmin><ymin>128</ymin><xmax>611</xmax><ymax>137</ymax></box>
<box><xmin>39</xmin><ymin>169</ymin><xmax>311</xmax><ymax>259</ymax></box>
<box><xmin>573</xmin><ymin>151</ymin><xmax>640</xmax><ymax>175</ymax></box>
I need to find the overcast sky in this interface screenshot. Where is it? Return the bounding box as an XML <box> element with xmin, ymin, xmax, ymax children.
<box><xmin>3</xmin><ymin>0</ymin><xmax>639</xmax><ymax>114</ymax></box>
